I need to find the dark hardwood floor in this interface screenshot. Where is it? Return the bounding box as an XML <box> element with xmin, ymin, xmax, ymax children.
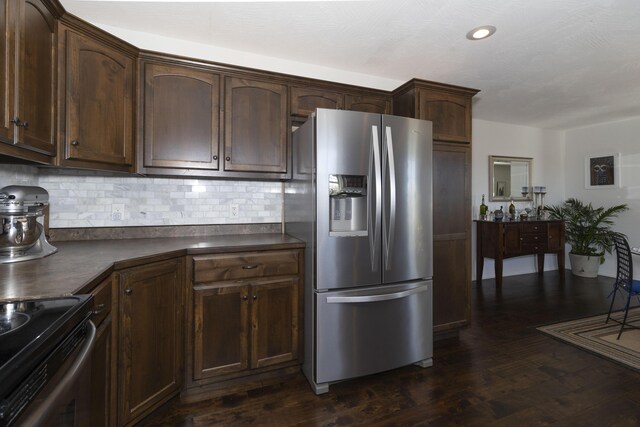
<box><xmin>143</xmin><ymin>271</ymin><xmax>640</xmax><ymax>426</ymax></box>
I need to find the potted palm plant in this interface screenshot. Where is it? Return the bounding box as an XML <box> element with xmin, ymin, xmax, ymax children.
<box><xmin>544</xmin><ymin>198</ymin><xmax>628</xmax><ymax>277</ymax></box>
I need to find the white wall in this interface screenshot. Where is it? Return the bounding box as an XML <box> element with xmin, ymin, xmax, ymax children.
<box><xmin>472</xmin><ymin>119</ymin><xmax>565</xmax><ymax>280</ymax></box>
<box><xmin>564</xmin><ymin>117</ymin><xmax>640</xmax><ymax>278</ymax></box>
<box><xmin>99</xmin><ymin>25</ymin><xmax>403</xmax><ymax>91</ymax></box>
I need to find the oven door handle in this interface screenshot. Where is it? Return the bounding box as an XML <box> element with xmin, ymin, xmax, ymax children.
<box><xmin>19</xmin><ymin>320</ymin><xmax>97</xmax><ymax>426</ymax></box>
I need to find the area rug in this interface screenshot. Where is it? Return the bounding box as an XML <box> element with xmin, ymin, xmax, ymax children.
<box><xmin>537</xmin><ymin>307</ymin><xmax>640</xmax><ymax>372</ymax></box>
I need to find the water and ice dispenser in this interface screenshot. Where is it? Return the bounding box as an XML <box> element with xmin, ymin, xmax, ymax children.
<box><xmin>329</xmin><ymin>174</ymin><xmax>367</xmax><ymax>236</ymax></box>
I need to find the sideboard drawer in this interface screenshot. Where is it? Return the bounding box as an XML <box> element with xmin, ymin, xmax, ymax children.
<box><xmin>522</xmin><ymin>223</ymin><xmax>545</xmax><ymax>234</ymax></box>
<box><xmin>522</xmin><ymin>233</ymin><xmax>545</xmax><ymax>244</ymax></box>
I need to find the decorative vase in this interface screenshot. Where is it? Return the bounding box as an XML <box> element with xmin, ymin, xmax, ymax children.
<box><xmin>569</xmin><ymin>253</ymin><xmax>600</xmax><ymax>278</ymax></box>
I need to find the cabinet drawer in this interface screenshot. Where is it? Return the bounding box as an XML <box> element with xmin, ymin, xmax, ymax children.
<box><xmin>90</xmin><ymin>277</ymin><xmax>112</xmax><ymax>327</ymax></box>
<box><xmin>521</xmin><ymin>233</ymin><xmax>545</xmax><ymax>244</ymax></box>
<box><xmin>521</xmin><ymin>223</ymin><xmax>545</xmax><ymax>234</ymax></box>
<box><xmin>194</xmin><ymin>250</ymin><xmax>299</xmax><ymax>283</ymax></box>
<box><xmin>522</xmin><ymin>242</ymin><xmax>544</xmax><ymax>253</ymax></box>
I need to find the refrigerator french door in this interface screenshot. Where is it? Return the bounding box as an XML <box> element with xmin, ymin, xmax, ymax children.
<box><xmin>285</xmin><ymin>109</ymin><xmax>433</xmax><ymax>394</ymax></box>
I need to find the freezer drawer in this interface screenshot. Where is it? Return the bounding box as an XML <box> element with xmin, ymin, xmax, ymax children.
<box><xmin>315</xmin><ymin>281</ymin><xmax>432</xmax><ymax>384</ymax></box>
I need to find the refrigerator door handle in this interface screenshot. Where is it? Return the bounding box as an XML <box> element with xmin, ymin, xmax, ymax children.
<box><xmin>369</xmin><ymin>125</ymin><xmax>382</xmax><ymax>272</ymax></box>
<box><xmin>384</xmin><ymin>126</ymin><xmax>397</xmax><ymax>271</ymax></box>
<box><xmin>326</xmin><ymin>285</ymin><xmax>428</xmax><ymax>304</ymax></box>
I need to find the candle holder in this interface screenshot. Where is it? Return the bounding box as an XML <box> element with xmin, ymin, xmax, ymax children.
<box><xmin>538</xmin><ymin>186</ymin><xmax>547</xmax><ymax>218</ymax></box>
<box><xmin>532</xmin><ymin>186</ymin><xmax>541</xmax><ymax>218</ymax></box>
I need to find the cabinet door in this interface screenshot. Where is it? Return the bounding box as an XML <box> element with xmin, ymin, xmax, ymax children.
<box><xmin>143</xmin><ymin>63</ymin><xmax>220</xmax><ymax>170</ymax></box>
<box><xmin>290</xmin><ymin>86</ymin><xmax>343</xmax><ymax>118</ymax></box>
<box><xmin>432</xmin><ymin>143</ymin><xmax>471</xmax><ymax>331</ymax></box>
<box><xmin>90</xmin><ymin>315</ymin><xmax>112</xmax><ymax>427</ymax></box>
<box><xmin>193</xmin><ymin>282</ymin><xmax>249</xmax><ymax>380</ymax></box>
<box><xmin>547</xmin><ymin>221</ymin><xmax>564</xmax><ymax>251</ymax></box>
<box><xmin>503</xmin><ymin>224</ymin><xmax>522</xmax><ymax>256</ymax></box>
<box><xmin>250</xmin><ymin>277</ymin><xmax>299</xmax><ymax>369</ymax></box>
<box><xmin>118</xmin><ymin>258</ymin><xmax>183</xmax><ymax>426</ymax></box>
<box><xmin>224</xmin><ymin>77</ymin><xmax>288</xmax><ymax>174</ymax></box>
<box><xmin>0</xmin><ymin>0</ymin><xmax>56</xmax><ymax>156</ymax></box>
<box><xmin>61</xmin><ymin>28</ymin><xmax>134</xmax><ymax>168</ymax></box>
<box><xmin>0</xmin><ymin>0</ymin><xmax>8</xmax><ymax>144</ymax></box>
<box><xmin>344</xmin><ymin>94</ymin><xmax>391</xmax><ymax>114</ymax></box>
<box><xmin>418</xmin><ymin>90</ymin><xmax>472</xmax><ymax>143</ymax></box>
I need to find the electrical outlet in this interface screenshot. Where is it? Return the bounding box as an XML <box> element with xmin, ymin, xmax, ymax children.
<box><xmin>230</xmin><ymin>204</ymin><xmax>239</xmax><ymax>218</ymax></box>
<box><xmin>111</xmin><ymin>204</ymin><xmax>125</xmax><ymax>221</ymax></box>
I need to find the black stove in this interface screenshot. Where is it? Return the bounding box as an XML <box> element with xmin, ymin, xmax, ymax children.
<box><xmin>0</xmin><ymin>295</ymin><xmax>93</xmax><ymax>425</ymax></box>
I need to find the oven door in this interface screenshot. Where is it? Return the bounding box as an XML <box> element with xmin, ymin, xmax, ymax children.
<box><xmin>15</xmin><ymin>320</ymin><xmax>96</xmax><ymax>427</ymax></box>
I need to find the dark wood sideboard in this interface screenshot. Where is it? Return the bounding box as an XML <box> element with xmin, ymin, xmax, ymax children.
<box><xmin>475</xmin><ymin>219</ymin><xmax>565</xmax><ymax>287</ymax></box>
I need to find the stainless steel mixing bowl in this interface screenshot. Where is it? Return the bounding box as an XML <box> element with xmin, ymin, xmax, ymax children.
<box><xmin>0</xmin><ymin>214</ymin><xmax>42</xmax><ymax>256</ymax></box>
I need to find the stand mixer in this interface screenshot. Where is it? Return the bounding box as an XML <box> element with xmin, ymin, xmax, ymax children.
<box><xmin>0</xmin><ymin>185</ymin><xmax>57</xmax><ymax>264</ymax></box>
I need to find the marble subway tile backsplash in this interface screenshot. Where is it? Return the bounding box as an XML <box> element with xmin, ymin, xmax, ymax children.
<box><xmin>2</xmin><ymin>165</ymin><xmax>283</xmax><ymax>228</ymax></box>
<box><xmin>0</xmin><ymin>165</ymin><xmax>39</xmax><ymax>186</ymax></box>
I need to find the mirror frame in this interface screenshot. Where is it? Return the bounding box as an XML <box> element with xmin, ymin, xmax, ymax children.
<box><xmin>488</xmin><ymin>155</ymin><xmax>533</xmax><ymax>202</ymax></box>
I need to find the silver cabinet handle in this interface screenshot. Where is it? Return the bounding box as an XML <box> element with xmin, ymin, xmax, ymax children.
<box><xmin>124</xmin><ymin>288</ymin><xmax>133</xmax><ymax>295</ymax></box>
<box><xmin>326</xmin><ymin>285</ymin><xmax>428</xmax><ymax>304</ymax></box>
<box><xmin>71</xmin><ymin>140</ymin><xmax>80</xmax><ymax>146</ymax></box>
<box><xmin>242</xmin><ymin>264</ymin><xmax>258</xmax><ymax>270</ymax></box>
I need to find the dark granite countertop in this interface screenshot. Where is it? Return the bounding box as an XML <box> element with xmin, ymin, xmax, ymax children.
<box><xmin>0</xmin><ymin>233</ymin><xmax>304</xmax><ymax>302</ymax></box>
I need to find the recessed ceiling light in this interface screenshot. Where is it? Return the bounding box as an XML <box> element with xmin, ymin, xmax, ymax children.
<box><xmin>466</xmin><ymin>25</ymin><xmax>496</xmax><ymax>41</ymax></box>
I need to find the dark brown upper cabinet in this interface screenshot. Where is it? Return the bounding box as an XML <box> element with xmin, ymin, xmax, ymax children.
<box><xmin>290</xmin><ymin>86</ymin><xmax>391</xmax><ymax>119</ymax></box>
<box><xmin>344</xmin><ymin>93</ymin><xmax>391</xmax><ymax>115</ymax></box>
<box><xmin>418</xmin><ymin>90</ymin><xmax>473</xmax><ymax>143</ymax></box>
<box><xmin>0</xmin><ymin>0</ymin><xmax>56</xmax><ymax>162</ymax></box>
<box><xmin>224</xmin><ymin>76</ymin><xmax>288</xmax><ymax>176</ymax></box>
<box><xmin>141</xmin><ymin>62</ymin><xmax>220</xmax><ymax>172</ymax></box>
<box><xmin>393</xmin><ymin>79</ymin><xmax>479</xmax><ymax>144</ymax></box>
<box><xmin>290</xmin><ymin>86</ymin><xmax>343</xmax><ymax>118</ymax></box>
<box><xmin>57</xmin><ymin>24</ymin><xmax>135</xmax><ymax>172</ymax></box>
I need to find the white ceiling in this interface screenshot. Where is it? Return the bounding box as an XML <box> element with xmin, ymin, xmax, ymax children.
<box><xmin>60</xmin><ymin>0</ymin><xmax>640</xmax><ymax>130</ymax></box>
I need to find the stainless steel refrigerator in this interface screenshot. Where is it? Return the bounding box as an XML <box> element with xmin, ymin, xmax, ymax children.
<box><xmin>285</xmin><ymin>108</ymin><xmax>433</xmax><ymax>394</ymax></box>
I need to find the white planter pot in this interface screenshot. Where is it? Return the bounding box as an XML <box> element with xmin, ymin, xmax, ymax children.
<box><xmin>569</xmin><ymin>253</ymin><xmax>600</xmax><ymax>278</ymax></box>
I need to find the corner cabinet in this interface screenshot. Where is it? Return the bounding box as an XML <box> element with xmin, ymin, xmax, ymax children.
<box><xmin>57</xmin><ymin>24</ymin><xmax>135</xmax><ymax>172</ymax></box>
<box><xmin>187</xmin><ymin>249</ymin><xmax>303</xmax><ymax>391</ymax></box>
<box><xmin>224</xmin><ymin>76</ymin><xmax>288</xmax><ymax>176</ymax></box>
<box><xmin>0</xmin><ymin>0</ymin><xmax>57</xmax><ymax>163</ymax></box>
<box><xmin>117</xmin><ymin>258</ymin><xmax>184</xmax><ymax>426</ymax></box>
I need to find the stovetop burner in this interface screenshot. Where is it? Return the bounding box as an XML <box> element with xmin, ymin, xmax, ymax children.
<box><xmin>0</xmin><ymin>312</ymin><xmax>30</xmax><ymax>335</ymax></box>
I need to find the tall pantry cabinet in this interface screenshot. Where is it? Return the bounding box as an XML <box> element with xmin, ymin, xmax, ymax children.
<box><xmin>393</xmin><ymin>80</ymin><xmax>479</xmax><ymax>337</ymax></box>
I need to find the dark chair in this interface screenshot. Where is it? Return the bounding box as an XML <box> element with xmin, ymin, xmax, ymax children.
<box><xmin>606</xmin><ymin>233</ymin><xmax>640</xmax><ymax>339</ymax></box>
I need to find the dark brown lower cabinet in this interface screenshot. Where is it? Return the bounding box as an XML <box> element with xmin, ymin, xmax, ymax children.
<box><xmin>90</xmin><ymin>316</ymin><xmax>112</xmax><ymax>426</ymax></box>
<box><xmin>117</xmin><ymin>258</ymin><xmax>184</xmax><ymax>426</ymax></box>
<box><xmin>192</xmin><ymin>277</ymin><xmax>299</xmax><ymax>381</ymax></box>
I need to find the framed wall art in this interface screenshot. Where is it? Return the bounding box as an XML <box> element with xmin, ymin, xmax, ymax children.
<box><xmin>584</xmin><ymin>153</ymin><xmax>621</xmax><ymax>189</ymax></box>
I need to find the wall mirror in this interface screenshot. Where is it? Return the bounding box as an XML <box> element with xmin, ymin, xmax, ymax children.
<box><xmin>488</xmin><ymin>155</ymin><xmax>533</xmax><ymax>202</ymax></box>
